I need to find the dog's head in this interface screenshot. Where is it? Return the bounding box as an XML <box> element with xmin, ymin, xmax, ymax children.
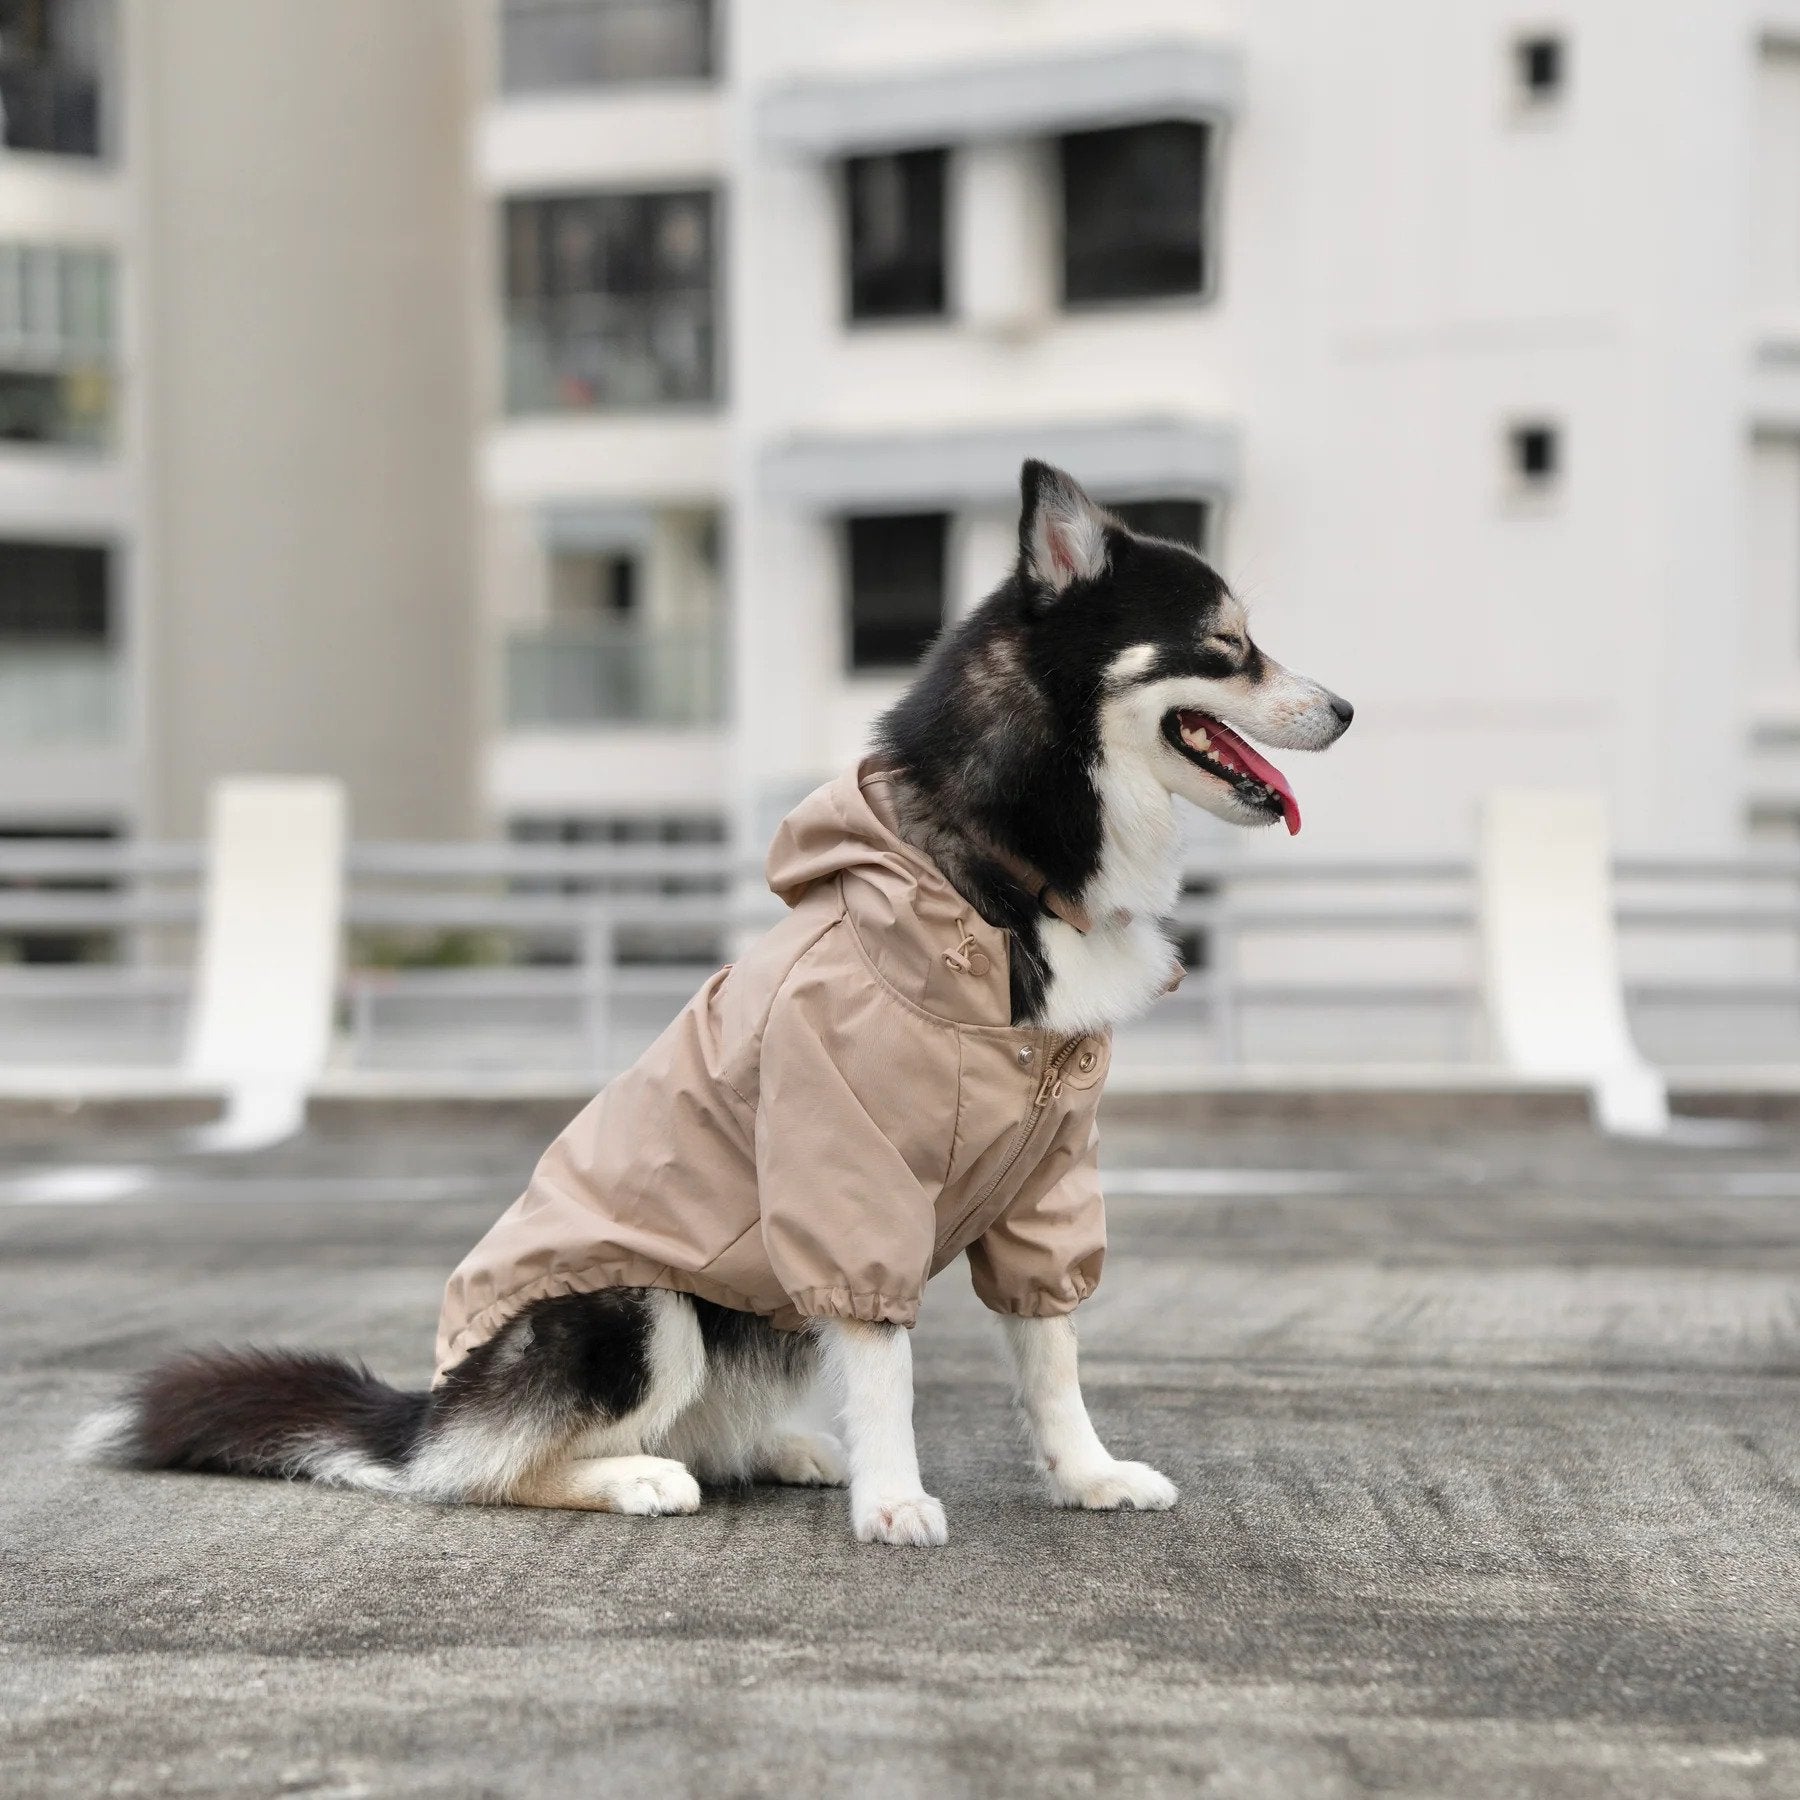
<box><xmin>1016</xmin><ymin>459</ymin><xmax>1351</xmax><ymax>834</ymax></box>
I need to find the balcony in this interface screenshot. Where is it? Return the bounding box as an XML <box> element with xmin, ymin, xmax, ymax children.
<box><xmin>0</xmin><ymin>366</ymin><xmax>110</xmax><ymax>448</ymax></box>
<box><xmin>0</xmin><ymin>640</ymin><xmax>118</xmax><ymax>746</ymax></box>
<box><xmin>0</xmin><ymin>58</ymin><xmax>102</xmax><ymax>158</ymax></box>
<box><xmin>505</xmin><ymin>624</ymin><xmax>722</xmax><ymax>730</ymax></box>
<box><xmin>505</xmin><ymin>290</ymin><xmax>715</xmax><ymax>413</ymax></box>
<box><xmin>500</xmin><ymin>0</ymin><xmax>714</xmax><ymax>93</ymax></box>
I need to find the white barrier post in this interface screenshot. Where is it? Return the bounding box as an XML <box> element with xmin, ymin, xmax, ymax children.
<box><xmin>183</xmin><ymin>777</ymin><xmax>347</xmax><ymax>1151</ymax></box>
<box><xmin>1478</xmin><ymin>789</ymin><xmax>1668</xmax><ymax>1136</ymax></box>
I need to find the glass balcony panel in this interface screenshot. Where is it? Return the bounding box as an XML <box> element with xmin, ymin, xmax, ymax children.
<box><xmin>0</xmin><ymin>641</ymin><xmax>118</xmax><ymax>745</ymax></box>
<box><xmin>504</xmin><ymin>290</ymin><xmax>715</xmax><ymax>412</ymax></box>
<box><xmin>505</xmin><ymin>625</ymin><xmax>722</xmax><ymax>729</ymax></box>
<box><xmin>500</xmin><ymin>0</ymin><xmax>714</xmax><ymax>92</ymax></box>
<box><xmin>0</xmin><ymin>366</ymin><xmax>111</xmax><ymax>447</ymax></box>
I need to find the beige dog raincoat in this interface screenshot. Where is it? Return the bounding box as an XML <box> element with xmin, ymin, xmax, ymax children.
<box><xmin>436</xmin><ymin>760</ymin><xmax>1111</xmax><ymax>1380</ymax></box>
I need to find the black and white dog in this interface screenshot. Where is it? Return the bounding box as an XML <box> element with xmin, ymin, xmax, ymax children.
<box><xmin>73</xmin><ymin>462</ymin><xmax>1351</xmax><ymax>1547</ymax></box>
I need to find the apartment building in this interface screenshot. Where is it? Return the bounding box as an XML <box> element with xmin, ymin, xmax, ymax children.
<box><xmin>0</xmin><ymin>0</ymin><xmax>474</xmax><ymax>857</ymax></box>
<box><xmin>476</xmin><ymin>0</ymin><xmax>1800</xmax><ymax>883</ymax></box>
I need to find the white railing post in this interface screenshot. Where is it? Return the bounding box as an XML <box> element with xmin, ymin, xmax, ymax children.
<box><xmin>183</xmin><ymin>777</ymin><xmax>347</xmax><ymax>1150</ymax></box>
<box><xmin>1478</xmin><ymin>790</ymin><xmax>1668</xmax><ymax>1135</ymax></box>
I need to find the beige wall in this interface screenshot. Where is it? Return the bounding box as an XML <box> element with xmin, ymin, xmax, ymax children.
<box><xmin>137</xmin><ymin>0</ymin><xmax>476</xmax><ymax>837</ymax></box>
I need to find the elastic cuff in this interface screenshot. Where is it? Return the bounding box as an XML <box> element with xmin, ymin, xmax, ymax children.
<box><xmin>973</xmin><ymin>1279</ymin><xmax>1096</xmax><ymax>1319</ymax></box>
<box><xmin>787</xmin><ymin>1286</ymin><xmax>919</xmax><ymax>1329</ymax></box>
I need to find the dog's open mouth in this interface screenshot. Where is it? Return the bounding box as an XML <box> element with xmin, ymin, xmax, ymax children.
<box><xmin>1163</xmin><ymin>710</ymin><xmax>1302</xmax><ymax>835</ymax></box>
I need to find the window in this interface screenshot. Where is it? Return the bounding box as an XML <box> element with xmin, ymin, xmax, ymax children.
<box><xmin>846</xmin><ymin>513</ymin><xmax>946</xmax><ymax>671</ymax></box>
<box><xmin>503</xmin><ymin>191</ymin><xmax>717</xmax><ymax>413</ymax></box>
<box><xmin>845</xmin><ymin>149</ymin><xmax>947</xmax><ymax>322</ymax></box>
<box><xmin>550</xmin><ymin>549</ymin><xmax>637</xmax><ymax>619</ymax></box>
<box><xmin>1111</xmin><ymin>498</ymin><xmax>1212</xmax><ymax>554</ymax></box>
<box><xmin>0</xmin><ymin>539</ymin><xmax>108</xmax><ymax>636</ymax></box>
<box><xmin>0</xmin><ymin>0</ymin><xmax>108</xmax><ymax>157</ymax></box>
<box><xmin>0</xmin><ymin>242</ymin><xmax>113</xmax><ymax>447</ymax></box>
<box><xmin>0</xmin><ymin>541</ymin><xmax>115</xmax><ymax>757</ymax></box>
<box><xmin>500</xmin><ymin>0</ymin><xmax>714</xmax><ymax>92</ymax></box>
<box><xmin>1506</xmin><ymin>420</ymin><xmax>1562</xmax><ymax>498</ymax></box>
<box><xmin>1060</xmin><ymin>121</ymin><xmax>1210</xmax><ymax>306</ymax></box>
<box><xmin>1512</xmin><ymin>32</ymin><xmax>1567</xmax><ymax>109</ymax></box>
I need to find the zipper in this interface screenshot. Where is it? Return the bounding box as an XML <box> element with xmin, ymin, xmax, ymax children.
<box><xmin>944</xmin><ymin>1034</ymin><xmax>1085</xmax><ymax>1246</ymax></box>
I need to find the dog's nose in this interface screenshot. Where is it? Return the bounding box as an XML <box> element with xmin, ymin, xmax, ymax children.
<box><xmin>1329</xmin><ymin>693</ymin><xmax>1354</xmax><ymax>728</ymax></box>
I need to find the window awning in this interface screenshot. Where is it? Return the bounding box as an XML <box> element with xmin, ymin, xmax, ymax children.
<box><xmin>756</xmin><ymin>39</ymin><xmax>1242</xmax><ymax>158</ymax></box>
<box><xmin>759</xmin><ymin>416</ymin><xmax>1239</xmax><ymax>512</ymax></box>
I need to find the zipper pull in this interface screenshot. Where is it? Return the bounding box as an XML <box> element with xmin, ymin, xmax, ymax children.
<box><xmin>1034</xmin><ymin>1070</ymin><xmax>1062</xmax><ymax>1107</ymax></box>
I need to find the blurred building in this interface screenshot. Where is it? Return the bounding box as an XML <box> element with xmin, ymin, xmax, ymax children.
<box><xmin>471</xmin><ymin>0</ymin><xmax>1800</xmax><ymax>870</ymax></box>
<box><xmin>0</xmin><ymin>0</ymin><xmax>475</xmax><ymax>845</ymax></box>
<box><xmin>12</xmin><ymin>0</ymin><xmax>1800</xmax><ymax>873</ymax></box>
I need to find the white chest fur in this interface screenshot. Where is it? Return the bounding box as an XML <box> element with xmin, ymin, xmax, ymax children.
<box><xmin>1035</xmin><ymin>750</ymin><xmax>1184</xmax><ymax>1035</ymax></box>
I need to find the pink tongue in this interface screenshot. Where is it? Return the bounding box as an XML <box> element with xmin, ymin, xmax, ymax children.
<box><xmin>1206</xmin><ymin>718</ymin><xmax>1302</xmax><ymax>836</ymax></box>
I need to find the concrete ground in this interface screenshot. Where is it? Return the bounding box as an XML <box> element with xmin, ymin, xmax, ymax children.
<box><xmin>3</xmin><ymin>1107</ymin><xmax>1800</xmax><ymax>1798</ymax></box>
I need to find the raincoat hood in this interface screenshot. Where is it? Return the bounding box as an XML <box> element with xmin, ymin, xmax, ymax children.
<box><xmin>765</xmin><ymin>761</ymin><xmax>1018</xmax><ymax>1029</ymax></box>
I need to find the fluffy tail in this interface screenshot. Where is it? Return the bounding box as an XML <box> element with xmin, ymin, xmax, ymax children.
<box><xmin>69</xmin><ymin>1348</ymin><xmax>431</xmax><ymax>1495</ymax></box>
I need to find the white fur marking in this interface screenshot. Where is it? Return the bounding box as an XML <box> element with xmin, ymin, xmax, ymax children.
<box><xmin>67</xmin><ymin>1403</ymin><xmax>139</xmax><ymax>1466</ymax></box>
<box><xmin>816</xmin><ymin>1319</ymin><xmax>947</xmax><ymax>1547</ymax></box>
<box><xmin>1002</xmin><ymin>1315</ymin><xmax>1177</xmax><ymax>1512</ymax></box>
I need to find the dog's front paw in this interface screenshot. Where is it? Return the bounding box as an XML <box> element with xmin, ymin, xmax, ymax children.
<box><xmin>853</xmin><ymin>1491</ymin><xmax>949</xmax><ymax>1547</ymax></box>
<box><xmin>1049</xmin><ymin>1459</ymin><xmax>1178</xmax><ymax>1512</ymax></box>
<box><xmin>760</xmin><ymin>1430</ymin><xmax>849</xmax><ymax>1487</ymax></box>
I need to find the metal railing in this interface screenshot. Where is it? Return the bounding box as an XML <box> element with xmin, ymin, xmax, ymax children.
<box><xmin>4</xmin><ymin>837</ymin><xmax>1800</xmax><ymax>1078</ymax></box>
<box><xmin>499</xmin><ymin>0</ymin><xmax>715</xmax><ymax>92</ymax></box>
<box><xmin>0</xmin><ymin>641</ymin><xmax>118</xmax><ymax>745</ymax></box>
<box><xmin>504</xmin><ymin>623</ymin><xmax>723</xmax><ymax>729</ymax></box>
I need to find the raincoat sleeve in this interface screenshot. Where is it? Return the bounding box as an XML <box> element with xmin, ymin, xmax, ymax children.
<box><xmin>966</xmin><ymin>1119</ymin><xmax>1105</xmax><ymax>1317</ymax></box>
<box><xmin>754</xmin><ymin>958</ymin><xmax>942</xmax><ymax>1328</ymax></box>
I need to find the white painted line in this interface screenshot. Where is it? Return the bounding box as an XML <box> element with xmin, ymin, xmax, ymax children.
<box><xmin>0</xmin><ymin>1170</ymin><xmax>491</xmax><ymax>1206</ymax></box>
<box><xmin>0</xmin><ymin>1165</ymin><xmax>152</xmax><ymax>1204</ymax></box>
<box><xmin>1102</xmin><ymin>1167</ymin><xmax>1361</xmax><ymax>1196</ymax></box>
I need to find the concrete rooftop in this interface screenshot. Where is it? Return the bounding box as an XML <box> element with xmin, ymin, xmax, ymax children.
<box><xmin>3</xmin><ymin>1104</ymin><xmax>1800</xmax><ymax>1797</ymax></box>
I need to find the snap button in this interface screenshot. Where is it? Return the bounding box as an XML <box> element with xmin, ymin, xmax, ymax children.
<box><xmin>1077</xmin><ymin>1050</ymin><xmax>1097</xmax><ymax>1074</ymax></box>
<box><xmin>1016</xmin><ymin>1045</ymin><xmax>1035</xmax><ymax>1067</ymax></box>
<box><xmin>967</xmin><ymin>949</ymin><xmax>992</xmax><ymax>976</ymax></box>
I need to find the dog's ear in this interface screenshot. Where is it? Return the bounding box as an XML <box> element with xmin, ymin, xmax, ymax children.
<box><xmin>1019</xmin><ymin>460</ymin><xmax>1109</xmax><ymax>597</ymax></box>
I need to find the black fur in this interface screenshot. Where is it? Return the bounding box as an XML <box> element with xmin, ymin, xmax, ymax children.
<box><xmin>107</xmin><ymin>1346</ymin><xmax>431</xmax><ymax>1478</ymax></box>
<box><xmin>878</xmin><ymin>459</ymin><xmax>1236</xmax><ymax>1022</ymax></box>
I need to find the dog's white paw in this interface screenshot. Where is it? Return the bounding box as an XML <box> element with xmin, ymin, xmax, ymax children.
<box><xmin>1049</xmin><ymin>1459</ymin><xmax>1178</xmax><ymax>1512</ymax></box>
<box><xmin>853</xmin><ymin>1492</ymin><xmax>949</xmax><ymax>1547</ymax></box>
<box><xmin>760</xmin><ymin>1430</ymin><xmax>849</xmax><ymax>1487</ymax></box>
<box><xmin>603</xmin><ymin>1457</ymin><xmax>702</xmax><ymax>1516</ymax></box>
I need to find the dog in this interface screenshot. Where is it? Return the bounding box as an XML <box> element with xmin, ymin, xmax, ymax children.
<box><xmin>72</xmin><ymin>460</ymin><xmax>1351</xmax><ymax>1547</ymax></box>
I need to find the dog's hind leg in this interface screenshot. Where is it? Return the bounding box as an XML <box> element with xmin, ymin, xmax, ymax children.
<box><xmin>415</xmin><ymin>1288</ymin><xmax>709</xmax><ymax>1511</ymax></box>
<box><xmin>509</xmin><ymin>1453</ymin><xmax>701</xmax><ymax>1514</ymax></box>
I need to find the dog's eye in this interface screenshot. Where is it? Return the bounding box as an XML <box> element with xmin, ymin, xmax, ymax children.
<box><xmin>1208</xmin><ymin>633</ymin><xmax>1248</xmax><ymax>658</ymax></box>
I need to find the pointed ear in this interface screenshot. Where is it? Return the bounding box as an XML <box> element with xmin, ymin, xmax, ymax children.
<box><xmin>1018</xmin><ymin>459</ymin><xmax>1110</xmax><ymax>595</ymax></box>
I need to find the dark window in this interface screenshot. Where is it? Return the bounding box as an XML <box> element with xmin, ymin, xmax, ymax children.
<box><xmin>1509</xmin><ymin>422</ymin><xmax>1561</xmax><ymax>488</ymax></box>
<box><xmin>1060</xmin><ymin>121</ymin><xmax>1209</xmax><ymax>305</ymax></box>
<box><xmin>0</xmin><ymin>539</ymin><xmax>108</xmax><ymax>636</ymax></box>
<box><xmin>500</xmin><ymin>0</ymin><xmax>714</xmax><ymax>91</ymax></box>
<box><xmin>0</xmin><ymin>0</ymin><xmax>107</xmax><ymax>157</ymax></box>
<box><xmin>1515</xmin><ymin>34</ymin><xmax>1565</xmax><ymax>103</ymax></box>
<box><xmin>1111</xmin><ymin>498</ymin><xmax>1211</xmax><ymax>553</ymax></box>
<box><xmin>846</xmin><ymin>513</ymin><xmax>946</xmax><ymax>671</ymax></box>
<box><xmin>503</xmin><ymin>191</ymin><xmax>717</xmax><ymax>413</ymax></box>
<box><xmin>845</xmin><ymin>149</ymin><xmax>946</xmax><ymax>322</ymax></box>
